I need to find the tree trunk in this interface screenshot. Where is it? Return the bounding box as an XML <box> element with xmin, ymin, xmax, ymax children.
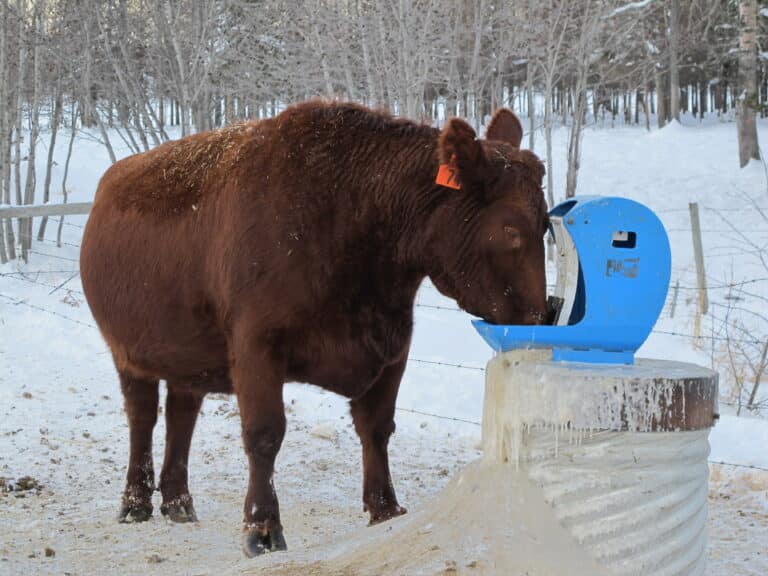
<box><xmin>312</xmin><ymin>20</ymin><xmax>334</xmax><ymax>98</ymax></box>
<box><xmin>714</xmin><ymin>82</ymin><xmax>722</xmax><ymax>115</ymax></box>
<box><xmin>526</xmin><ymin>0</ymin><xmax>535</xmax><ymax>150</ymax></box>
<box><xmin>657</xmin><ymin>70</ymin><xmax>667</xmax><ymax>128</ymax></box>
<box><xmin>357</xmin><ymin>2</ymin><xmax>377</xmax><ymax>107</ymax></box>
<box><xmin>37</xmin><ymin>89</ymin><xmax>63</xmax><ymax>240</ymax></box>
<box><xmin>669</xmin><ymin>0</ymin><xmax>681</xmax><ymax>121</ymax></box>
<box><xmin>543</xmin><ymin>77</ymin><xmax>555</xmax><ymax>260</ymax></box>
<box><xmin>12</xmin><ymin>0</ymin><xmax>23</xmax><ymax>257</ymax></box>
<box><xmin>624</xmin><ymin>91</ymin><xmax>631</xmax><ymax>124</ymax></box>
<box><xmin>14</xmin><ymin>0</ymin><xmax>23</xmax><ymax>209</ymax></box>
<box><xmin>526</xmin><ymin>60</ymin><xmax>535</xmax><ymax>150</ymax></box>
<box><xmin>0</xmin><ymin>0</ymin><xmax>8</xmax><ymax>262</ymax></box>
<box><xmin>544</xmin><ymin>80</ymin><xmax>555</xmax><ymax>210</ymax></box>
<box><xmin>691</xmin><ymin>84</ymin><xmax>697</xmax><ymax>117</ymax></box>
<box><xmin>21</xmin><ymin>2</ymin><xmax>43</xmax><ymax>262</ymax></box>
<box><xmin>634</xmin><ymin>89</ymin><xmax>640</xmax><ymax>125</ymax></box>
<box><xmin>566</xmin><ymin>87</ymin><xmax>587</xmax><ymax>198</ymax></box>
<box><xmin>643</xmin><ymin>79</ymin><xmax>651</xmax><ymax>131</ymax></box>
<box><xmin>565</xmin><ymin>0</ymin><xmax>599</xmax><ymax>199</ymax></box>
<box><xmin>737</xmin><ymin>0</ymin><xmax>760</xmax><ymax>167</ymax></box>
<box><xmin>95</xmin><ymin>110</ymin><xmax>117</xmax><ymax>163</ymax></box>
<box><xmin>56</xmin><ymin>105</ymin><xmax>78</xmax><ymax>247</ymax></box>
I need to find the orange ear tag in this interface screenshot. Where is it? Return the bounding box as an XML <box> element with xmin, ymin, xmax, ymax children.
<box><xmin>436</xmin><ymin>163</ymin><xmax>461</xmax><ymax>189</ymax></box>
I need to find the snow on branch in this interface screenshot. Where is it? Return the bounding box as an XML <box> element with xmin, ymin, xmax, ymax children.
<box><xmin>606</xmin><ymin>0</ymin><xmax>655</xmax><ymax>18</ymax></box>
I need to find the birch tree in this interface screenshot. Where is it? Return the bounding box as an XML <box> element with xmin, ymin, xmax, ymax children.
<box><xmin>532</xmin><ymin>0</ymin><xmax>570</xmax><ymax>209</ymax></box>
<box><xmin>564</xmin><ymin>0</ymin><xmax>603</xmax><ymax>199</ymax></box>
<box><xmin>2</xmin><ymin>0</ymin><xmax>767</xmax><ymax>266</ymax></box>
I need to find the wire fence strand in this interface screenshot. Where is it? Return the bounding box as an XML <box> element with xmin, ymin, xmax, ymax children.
<box><xmin>2</xmin><ymin>288</ymin><xmax>766</xmax><ymax>474</ymax></box>
<box><xmin>0</xmin><ymin>271</ymin><xmax>85</xmax><ymax>295</ymax></box>
<box><xmin>708</xmin><ymin>460</ymin><xmax>768</xmax><ymax>473</ymax></box>
<box><xmin>4</xmin><ymin>239</ymin><xmax>768</xmax><ymax>475</ymax></box>
<box><xmin>3</xmin><ymin>268</ymin><xmax>764</xmax><ymax>347</ymax></box>
<box><xmin>396</xmin><ymin>407</ymin><xmax>481</xmax><ymax>426</ymax></box>
<box><xmin>407</xmin><ymin>358</ymin><xmax>486</xmax><ymax>372</ymax></box>
<box><xmin>0</xmin><ymin>292</ymin><xmax>96</xmax><ymax>329</ymax></box>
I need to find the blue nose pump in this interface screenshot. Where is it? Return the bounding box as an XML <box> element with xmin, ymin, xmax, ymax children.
<box><xmin>472</xmin><ymin>196</ymin><xmax>671</xmax><ymax>364</ymax></box>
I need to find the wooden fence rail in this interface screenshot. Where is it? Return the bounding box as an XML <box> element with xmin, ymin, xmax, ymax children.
<box><xmin>0</xmin><ymin>202</ymin><xmax>93</xmax><ymax>219</ymax></box>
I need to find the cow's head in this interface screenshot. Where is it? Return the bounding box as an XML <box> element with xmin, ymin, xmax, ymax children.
<box><xmin>427</xmin><ymin>109</ymin><xmax>549</xmax><ymax>326</ymax></box>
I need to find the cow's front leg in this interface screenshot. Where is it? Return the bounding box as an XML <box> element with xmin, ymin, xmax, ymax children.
<box><xmin>231</xmin><ymin>331</ymin><xmax>287</xmax><ymax>557</ymax></box>
<box><xmin>350</xmin><ymin>355</ymin><xmax>408</xmax><ymax>525</ymax></box>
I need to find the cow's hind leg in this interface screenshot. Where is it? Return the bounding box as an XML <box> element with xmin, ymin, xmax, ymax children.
<box><xmin>118</xmin><ymin>372</ymin><xmax>159</xmax><ymax>523</ymax></box>
<box><xmin>159</xmin><ymin>384</ymin><xmax>204</xmax><ymax>522</ymax></box>
<box><xmin>350</xmin><ymin>356</ymin><xmax>408</xmax><ymax>525</ymax></box>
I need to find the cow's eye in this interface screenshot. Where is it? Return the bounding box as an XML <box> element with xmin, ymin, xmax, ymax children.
<box><xmin>503</xmin><ymin>225</ymin><xmax>522</xmax><ymax>249</ymax></box>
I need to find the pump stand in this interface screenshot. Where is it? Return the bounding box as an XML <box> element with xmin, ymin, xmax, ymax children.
<box><xmin>483</xmin><ymin>349</ymin><xmax>719</xmax><ymax>576</ymax></box>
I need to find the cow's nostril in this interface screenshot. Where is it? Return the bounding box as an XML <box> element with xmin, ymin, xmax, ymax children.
<box><xmin>529</xmin><ymin>310</ymin><xmax>547</xmax><ymax>325</ymax></box>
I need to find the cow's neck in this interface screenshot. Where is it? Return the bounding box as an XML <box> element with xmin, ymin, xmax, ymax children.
<box><xmin>367</xmin><ymin>128</ymin><xmax>468</xmax><ymax>283</ymax></box>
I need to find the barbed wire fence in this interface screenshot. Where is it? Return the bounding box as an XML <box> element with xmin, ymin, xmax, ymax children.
<box><xmin>6</xmin><ymin>264</ymin><xmax>766</xmax><ymax>349</ymax></box>
<box><xmin>2</xmin><ymin>200</ymin><xmax>768</xmax><ymax>474</ymax></box>
<box><xmin>5</xmin><ymin>278</ymin><xmax>766</xmax><ymax>474</ymax></box>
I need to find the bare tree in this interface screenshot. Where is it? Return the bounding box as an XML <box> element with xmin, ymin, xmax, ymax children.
<box><xmin>565</xmin><ymin>0</ymin><xmax>603</xmax><ymax>198</ymax></box>
<box><xmin>2</xmin><ymin>0</ymin><xmax>766</xmax><ymax>267</ymax></box>
<box><xmin>12</xmin><ymin>0</ymin><xmax>25</xmax><ymax>255</ymax></box>
<box><xmin>20</xmin><ymin>0</ymin><xmax>44</xmax><ymax>261</ymax></box>
<box><xmin>37</xmin><ymin>87</ymin><xmax>63</xmax><ymax>241</ymax></box>
<box><xmin>532</xmin><ymin>0</ymin><xmax>570</xmax><ymax>209</ymax></box>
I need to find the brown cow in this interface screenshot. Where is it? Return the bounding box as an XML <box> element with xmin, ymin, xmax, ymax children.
<box><xmin>80</xmin><ymin>101</ymin><xmax>548</xmax><ymax>557</ymax></box>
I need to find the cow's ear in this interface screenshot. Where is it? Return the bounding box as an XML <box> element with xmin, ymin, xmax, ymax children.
<box><xmin>439</xmin><ymin>118</ymin><xmax>487</xmax><ymax>188</ymax></box>
<box><xmin>486</xmin><ymin>108</ymin><xmax>523</xmax><ymax>147</ymax></box>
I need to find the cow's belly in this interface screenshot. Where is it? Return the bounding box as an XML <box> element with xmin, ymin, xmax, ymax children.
<box><xmin>286</xmin><ymin>320</ymin><xmax>410</xmax><ymax>399</ymax></box>
<box><xmin>100</xmin><ymin>298</ymin><xmax>230</xmax><ymax>384</ymax></box>
<box><xmin>290</xmin><ymin>352</ymin><xmax>386</xmax><ymax>398</ymax></box>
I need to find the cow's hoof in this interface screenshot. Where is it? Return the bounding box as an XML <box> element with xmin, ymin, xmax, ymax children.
<box><xmin>118</xmin><ymin>496</ymin><xmax>153</xmax><ymax>523</ymax></box>
<box><xmin>160</xmin><ymin>494</ymin><xmax>198</xmax><ymax>523</ymax></box>
<box><xmin>368</xmin><ymin>505</ymin><xmax>407</xmax><ymax>526</ymax></box>
<box><xmin>242</xmin><ymin>525</ymin><xmax>288</xmax><ymax>557</ymax></box>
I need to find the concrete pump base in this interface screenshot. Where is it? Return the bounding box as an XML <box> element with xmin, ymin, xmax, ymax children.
<box><xmin>483</xmin><ymin>349</ymin><xmax>719</xmax><ymax>576</ymax></box>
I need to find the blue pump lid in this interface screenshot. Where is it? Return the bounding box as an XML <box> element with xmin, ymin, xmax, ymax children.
<box><xmin>472</xmin><ymin>196</ymin><xmax>671</xmax><ymax>364</ymax></box>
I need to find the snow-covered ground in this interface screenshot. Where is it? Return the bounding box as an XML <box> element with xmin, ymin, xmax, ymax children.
<box><xmin>1</xmin><ymin>115</ymin><xmax>767</xmax><ymax>575</ymax></box>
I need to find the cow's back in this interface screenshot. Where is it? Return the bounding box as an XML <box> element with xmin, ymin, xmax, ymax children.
<box><xmin>81</xmin><ymin>102</ymin><xmax>430</xmax><ymax>383</ymax></box>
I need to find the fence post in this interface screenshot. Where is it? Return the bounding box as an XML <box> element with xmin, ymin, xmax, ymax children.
<box><xmin>0</xmin><ymin>219</ymin><xmax>6</xmax><ymax>263</ymax></box>
<box><xmin>669</xmin><ymin>279</ymin><xmax>679</xmax><ymax>318</ymax></box>
<box><xmin>689</xmin><ymin>203</ymin><xmax>708</xmax><ymax>338</ymax></box>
